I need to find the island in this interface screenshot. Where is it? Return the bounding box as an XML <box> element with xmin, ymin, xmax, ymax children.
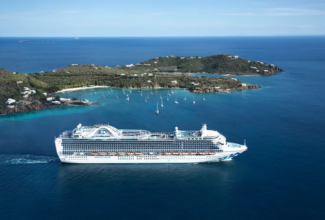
<box><xmin>0</xmin><ymin>54</ymin><xmax>283</xmax><ymax>115</ymax></box>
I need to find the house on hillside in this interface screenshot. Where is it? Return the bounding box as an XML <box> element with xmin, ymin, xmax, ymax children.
<box><xmin>5</xmin><ymin>98</ymin><xmax>16</xmax><ymax>105</ymax></box>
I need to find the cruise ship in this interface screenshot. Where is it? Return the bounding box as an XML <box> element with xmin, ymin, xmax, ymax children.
<box><xmin>55</xmin><ymin>124</ymin><xmax>247</xmax><ymax>164</ymax></box>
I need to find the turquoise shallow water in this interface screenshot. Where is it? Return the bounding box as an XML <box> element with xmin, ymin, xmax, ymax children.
<box><xmin>0</xmin><ymin>37</ymin><xmax>325</xmax><ymax>219</ymax></box>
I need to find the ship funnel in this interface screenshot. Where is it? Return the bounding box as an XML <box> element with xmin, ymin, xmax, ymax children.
<box><xmin>77</xmin><ymin>123</ymin><xmax>82</xmax><ymax>129</ymax></box>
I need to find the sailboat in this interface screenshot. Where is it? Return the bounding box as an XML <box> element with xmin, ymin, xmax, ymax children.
<box><xmin>166</xmin><ymin>95</ymin><xmax>169</xmax><ymax>101</ymax></box>
<box><xmin>175</xmin><ymin>97</ymin><xmax>178</xmax><ymax>104</ymax></box>
<box><xmin>184</xmin><ymin>97</ymin><xmax>186</xmax><ymax>101</ymax></box>
<box><xmin>161</xmin><ymin>99</ymin><xmax>163</xmax><ymax>107</ymax></box>
<box><xmin>203</xmin><ymin>94</ymin><xmax>205</xmax><ymax>101</ymax></box>
<box><xmin>116</xmin><ymin>93</ymin><xmax>119</xmax><ymax>99</ymax></box>
<box><xmin>141</xmin><ymin>91</ymin><xmax>143</xmax><ymax>96</ymax></box>
<box><xmin>126</xmin><ymin>96</ymin><xmax>129</xmax><ymax>101</ymax></box>
<box><xmin>193</xmin><ymin>96</ymin><xmax>195</xmax><ymax>104</ymax></box>
<box><xmin>151</xmin><ymin>89</ymin><xmax>153</xmax><ymax>95</ymax></box>
<box><xmin>145</xmin><ymin>96</ymin><xmax>147</xmax><ymax>103</ymax></box>
<box><xmin>160</xmin><ymin>95</ymin><xmax>162</xmax><ymax>100</ymax></box>
<box><xmin>155</xmin><ymin>102</ymin><xmax>159</xmax><ymax>114</ymax></box>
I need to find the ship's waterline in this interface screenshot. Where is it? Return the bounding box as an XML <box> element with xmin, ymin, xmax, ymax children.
<box><xmin>55</xmin><ymin>123</ymin><xmax>247</xmax><ymax>164</ymax></box>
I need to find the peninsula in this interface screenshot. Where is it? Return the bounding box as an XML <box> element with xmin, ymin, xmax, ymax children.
<box><xmin>0</xmin><ymin>54</ymin><xmax>283</xmax><ymax>115</ymax></box>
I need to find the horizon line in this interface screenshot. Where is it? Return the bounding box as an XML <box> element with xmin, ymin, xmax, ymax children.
<box><xmin>1</xmin><ymin>35</ymin><xmax>325</xmax><ymax>38</ymax></box>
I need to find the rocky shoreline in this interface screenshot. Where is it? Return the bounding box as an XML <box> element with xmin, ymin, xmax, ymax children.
<box><xmin>0</xmin><ymin>102</ymin><xmax>99</xmax><ymax>116</ymax></box>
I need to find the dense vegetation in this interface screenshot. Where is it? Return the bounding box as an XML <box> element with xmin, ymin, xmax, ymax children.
<box><xmin>0</xmin><ymin>55</ymin><xmax>282</xmax><ymax>110</ymax></box>
<box><xmin>141</xmin><ymin>55</ymin><xmax>283</xmax><ymax>74</ymax></box>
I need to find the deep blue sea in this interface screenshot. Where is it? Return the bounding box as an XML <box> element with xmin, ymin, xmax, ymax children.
<box><xmin>0</xmin><ymin>37</ymin><xmax>325</xmax><ymax>219</ymax></box>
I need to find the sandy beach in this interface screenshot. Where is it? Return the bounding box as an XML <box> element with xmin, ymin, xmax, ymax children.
<box><xmin>55</xmin><ymin>86</ymin><xmax>110</xmax><ymax>93</ymax></box>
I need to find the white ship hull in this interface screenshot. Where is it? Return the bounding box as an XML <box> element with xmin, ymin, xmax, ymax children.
<box><xmin>57</xmin><ymin>151</ymin><xmax>243</xmax><ymax>164</ymax></box>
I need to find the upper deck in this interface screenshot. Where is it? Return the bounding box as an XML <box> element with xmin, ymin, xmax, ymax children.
<box><xmin>58</xmin><ymin>124</ymin><xmax>226</xmax><ymax>144</ymax></box>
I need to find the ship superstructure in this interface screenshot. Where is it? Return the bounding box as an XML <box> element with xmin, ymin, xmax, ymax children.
<box><xmin>55</xmin><ymin>124</ymin><xmax>247</xmax><ymax>164</ymax></box>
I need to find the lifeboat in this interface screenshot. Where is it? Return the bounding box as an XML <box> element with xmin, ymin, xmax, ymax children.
<box><xmin>181</xmin><ymin>152</ymin><xmax>189</xmax><ymax>155</ymax></box>
<box><xmin>127</xmin><ymin>152</ymin><xmax>134</xmax><ymax>155</ymax></box>
<box><xmin>190</xmin><ymin>152</ymin><xmax>197</xmax><ymax>155</ymax></box>
<box><xmin>199</xmin><ymin>152</ymin><xmax>206</xmax><ymax>155</ymax></box>
<box><xmin>99</xmin><ymin>152</ymin><xmax>107</xmax><ymax>156</ymax></box>
<box><xmin>165</xmin><ymin>152</ymin><xmax>171</xmax><ymax>155</ymax></box>
<box><xmin>135</xmin><ymin>152</ymin><xmax>142</xmax><ymax>155</ymax></box>
<box><xmin>172</xmin><ymin>152</ymin><xmax>180</xmax><ymax>155</ymax></box>
<box><xmin>159</xmin><ymin>152</ymin><xmax>164</xmax><ymax>155</ymax></box>
<box><xmin>108</xmin><ymin>152</ymin><xmax>117</xmax><ymax>156</ymax></box>
<box><xmin>119</xmin><ymin>152</ymin><xmax>126</xmax><ymax>156</ymax></box>
<box><xmin>91</xmin><ymin>152</ymin><xmax>98</xmax><ymax>155</ymax></box>
<box><xmin>208</xmin><ymin>151</ymin><xmax>215</xmax><ymax>155</ymax></box>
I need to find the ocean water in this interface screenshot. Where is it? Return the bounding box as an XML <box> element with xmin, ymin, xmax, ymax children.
<box><xmin>0</xmin><ymin>37</ymin><xmax>325</xmax><ymax>219</ymax></box>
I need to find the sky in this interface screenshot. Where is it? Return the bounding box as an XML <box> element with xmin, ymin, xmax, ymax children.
<box><xmin>0</xmin><ymin>0</ymin><xmax>324</xmax><ymax>37</ymax></box>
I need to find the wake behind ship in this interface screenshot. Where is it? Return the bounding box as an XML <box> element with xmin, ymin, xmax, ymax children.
<box><xmin>55</xmin><ymin>124</ymin><xmax>247</xmax><ymax>164</ymax></box>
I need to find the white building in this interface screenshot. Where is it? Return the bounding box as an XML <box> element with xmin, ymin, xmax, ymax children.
<box><xmin>60</xmin><ymin>98</ymin><xmax>71</xmax><ymax>101</ymax></box>
<box><xmin>171</xmin><ymin>80</ymin><xmax>178</xmax><ymax>84</ymax></box>
<box><xmin>47</xmin><ymin>97</ymin><xmax>54</xmax><ymax>101</ymax></box>
<box><xmin>24</xmin><ymin>87</ymin><xmax>30</xmax><ymax>91</ymax></box>
<box><xmin>125</xmin><ymin>64</ymin><xmax>134</xmax><ymax>68</ymax></box>
<box><xmin>43</xmin><ymin>93</ymin><xmax>47</xmax><ymax>96</ymax></box>
<box><xmin>233</xmin><ymin>55</ymin><xmax>239</xmax><ymax>59</ymax></box>
<box><xmin>154</xmin><ymin>61</ymin><xmax>158</xmax><ymax>64</ymax></box>
<box><xmin>148</xmin><ymin>73</ymin><xmax>153</xmax><ymax>76</ymax></box>
<box><xmin>263</xmin><ymin>70</ymin><xmax>269</xmax><ymax>73</ymax></box>
<box><xmin>231</xmin><ymin>78</ymin><xmax>238</xmax><ymax>81</ymax></box>
<box><xmin>133</xmin><ymin>74</ymin><xmax>138</xmax><ymax>77</ymax></box>
<box><xmin>5</xmin><ymin>98</ymin><xmax>16</xmax><ymax>105</ymax></box>
<box><xmin>147</xmin><ymin>80</ymin><xmax>152</xmax><ymax>83</ymax></box>
<box><xmin>71</xmin><ymin>64</ymin><xmax>78</xmax><ymax>66</ymax></box>
<box><xmin>143</xmin><ymin>64</ymin><xmax>151</xmax><ymax>66</ymax></box>
<box><xmin>16</xmin><ymin>81</ymin><xmax>23</xmax><ymax>84</ymax></box>
<box><xmin>191</xmin><ymin>82</ymin><xmax>200</xmax><ymax>86</ymax></box>
<box><xmin>270</xmin><ymin>64</ymin><xmax>275</xmax><ymax>67</ymax></box>
<box><xmin>241</xmin><ymin>83</ymin><xmax>247</xmax><ymax>87</ymax></box>
<box><xmin>52</xmin><ymin>101</ymin><xmax>61</xmax><ymax>105</ymax></box>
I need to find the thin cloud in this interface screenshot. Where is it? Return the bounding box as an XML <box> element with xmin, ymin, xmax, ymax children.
<box><xmin>268</xmin><ymin>8</ymin><xmax>325</xmax><ymax>16</ymax></box>
<box><xmin>225</xmin><ymin>13</ymin><xmax>256</xmax><ymax>16</ymax></box>
<box><xmin>225</xmin><ymin>8</ymin><xmax>325</xmax><ymax>17</ymax></box>
<box><xmin>141</xmin><ymin>12</ymin><xmax>164</xmax><ymax>16</ymax></box>
<box><xmin>60</xmin><ymin>10</ymin><xmax>81</xmax><ymax>14</ymax></box>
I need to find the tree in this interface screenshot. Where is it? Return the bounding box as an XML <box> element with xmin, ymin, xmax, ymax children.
<box><xmin>55</xmin><ymin>95</ymin><xmax>61</xmax><ymax>101</ymax></box>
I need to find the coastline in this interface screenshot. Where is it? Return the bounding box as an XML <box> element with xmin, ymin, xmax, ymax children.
<box><xmin>55</xmin><ymin>86</ymin><xmax>110</xmax><ymax>93</ymax></box>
